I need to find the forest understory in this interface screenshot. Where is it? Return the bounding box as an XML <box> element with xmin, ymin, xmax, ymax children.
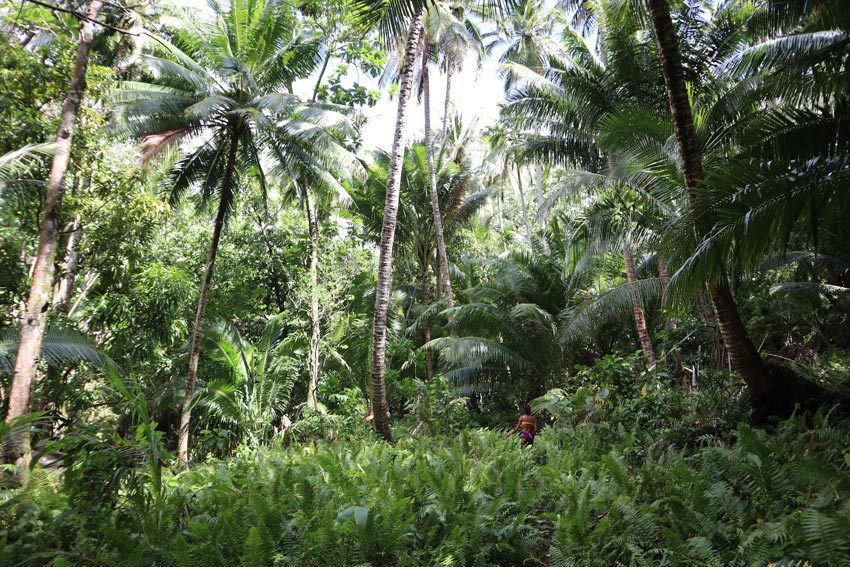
<box><xmin>2</xmin><ymin>0</ymin><xmax>850</xmax><ymax>564</ymax></box>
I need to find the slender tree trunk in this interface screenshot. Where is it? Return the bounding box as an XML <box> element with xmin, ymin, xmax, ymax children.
<box><xmin>534</xmin><ymin>165</ymin><xmax>550</xmax><ymax>253</ymax></box>
<box><xmin>433</xmin><ymin>247</ymin><xmax>443</xmax><ymax>302</ymax></box>
<box><xmin>534</xmin><ymin>165</ymin><xmax>545</xmax><ymax>230</ymax></box>
<box><xmin>623</xmin><ymin>245</ymin><xmax>656</xmax><ymax>366</ymax></box>
<box><xmin>306</xmin><ymin>46</ymin><xmax>329</xmax><ymax>409</ymax></box>
<box><xmin>423</xmin><ymin>52</ymin><xmax>453</xmax><ymax>309</ymax></box>
<box><xmin>497</xmin><ymin>185</ymin><xmax>506</xmax><ymax>250</ymax></box>
<box><xmin>305</xmin><ymin>189</ymin><xmax>321</xmax><ymax>409</ymax></box>
<box><xmin>312</xmin><ymin>52</ymin><xmax>332</xmax><ymax>102</ymax></box>
<box><xmin>515</xmin><ymin>164</ymin><xmax>533</xmax><ymax>253</ymax></box>
<box><xmin>52</xmin><ymin>216</ymin><xmax>83</xmax><ymax>314</ymax></box>
<box><xmin>177</xmin><ymin>127</ymin><xmax>239</xmax><ymax>468</ymax></box>
<box><xmin>646</xmin><ymin>0</ymin><xmax>770</xmax><ymax>398</ymax></box>
<box><xmin>370</xmin><ymin>10</ymin><xmax>425</xmax><ymax>442</ymax></box>
<box><xmin>658</xmin><ymin>259</ymin><xmax>685</xmax><ymax>376</ymax></box>
<box><xmin>442</xmin><ymin>65</ymin><xmax>453</xmax><ymax>140</ymax></box>
<box><xmin>421</xmin><ymin>257</ymin><xmax>434</xmax><ymax>382</ymax></box>
<box><xmin>4</xmin><ymin>0</ymin><xmax>103</xmax><ymax>468</ymax></box>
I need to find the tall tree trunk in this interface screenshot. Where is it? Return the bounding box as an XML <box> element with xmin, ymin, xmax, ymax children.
<box><xmin>646</xmin><ymin>0</ymin><xmax>770</xmax><ymax>398</ymax></box>
<box><xmin>52</xmin><ymin>216</ymin><xmax>83</xmax><ymax>314</ymax></box>
<box><xmin>312</xmin><ymin>52</ymin><xmax>332</xmax><ymax>102</ymax></box>
<box><xmin>370</xmin><ymin>10</ymin><xmax>425</xmax><ymax>442</ymax></box>
<box><xmin>305</xmin><ymin>189</ymin><xmax>321</xmax><ymax>409</ymax></box>
<box><xmin>534</xmin><ymin>165</ymin><xmax>550</xmax><ymax>253</ymax></box>
<box><xmin>515</xmin><ymin>164</ymin><xmax>533</xmax><ymax>253</ymax></box>
<box><xmin>306</xmin><ymin>46</ymin><xmax>328</xmax><ymax>409</ymax></box>
<box><xmin>4</xmin><ymin>0</ymin><xmax>103</xmax><ymax>468</ymax></box>
<box><xmin>177</xmin><ymin>128</ymin><xmax>239</xmax><ymax>468</ymax></box>
<box><xmin>623</xmin><ymin>245</ymin><xmax>656</xmax><ymax>366</ymax></box>
<box><xmin>421</xmin><ymin>257</ymin><xmax>434</xmax><ymax>381</ymax></box>
<box><xmin>423</xmin><ymin>52</ymin><xmax>453</xmax><ymax>309</ymax></box>
<box><xmin>534</xmin><ymin>165</ymin><xmax>545</xmax><ymax>230</ymax></box>
<box><xmin>442</xmin><ymin>65</ymin><xmax>453</xmax><ymax>140</ymax></box>
<box><xmin>658</xmin><ymin>258</ymin><xmax>685</xmax><ymax>377</ymax></box>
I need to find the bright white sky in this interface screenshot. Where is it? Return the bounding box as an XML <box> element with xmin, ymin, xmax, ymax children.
<box><xmin>173</xmin><ymin>0</ymin><xmax>507</xmax><ymax>152</ymax></box>
<box><xmin>336</xmin><ymin>53</ymin><xmax>506</xmax><ymax>151</ymax></box>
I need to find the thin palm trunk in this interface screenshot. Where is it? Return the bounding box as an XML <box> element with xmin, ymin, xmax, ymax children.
<box><xmin>421</xmin><ymin>257</ymin><xmax>434</xmax><ymax>381</ymax></box>
<box><xmin>646</xmin><ymin>0</ymin><xmax>770</xmax><ymax>398</ymax></box>
<box><xmin>423</xmin><ymin>52</ymin><xmax>453</xmax><ymax>309</ymax></box>
<box><xmin>658</xmin><ymin>258</ymin><xmax>684</xmax><ymax>376</ymax></box>
<box><xmin>177</xmin><ymin>127</ymin><xmax>239</xmax><ymax>468</ymax></box>
<box><xmin>623</xmin><ymin>245</ymin><xmax>656</xmax><ymax>366</ymax></box>
<box><xmin>4</xmin><ymin>0</ymin><xmax>103</xmax><ymax>467</ymax></box>
<box><xmin>515</xmin><ymin>164</ymin><xmax>533</xmax><ymax>253</ymax></box>
<box><xmin>370</xmin><ymin>10</ymin><xmax>425</xmax><ymax>442</ymax></box>
<box><xmin>306</xmin><ymin>52</ymin><xmax>328</xmax><ymax>411</ymax></box>
<box><xmin>442</xmin><ymin>65</ymin><xmax>453</xmax><ymax>140</ymax></box>
<box><xmin>534</xmin><ymin>165</ymin><xmax>545</xmax><ymax>230</ymax></box>
<box><xmin>305</xmin><ymin>188</ymin><xmax>321</xmax><ymax>409</ymax></box>
<box><xmin>312</xmin><ymin>52</ymin><xmax>332</xmax><ymax>102</ymax></box>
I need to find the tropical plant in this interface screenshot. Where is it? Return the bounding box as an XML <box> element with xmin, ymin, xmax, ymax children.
<box><xmin>111</xmin><ymin>0</ymin><xmax>348</xmax><ymax>464</ymax></box>
<box><xmin>353</xmin><ymin>141</ymin><xmax>488</xmax><ymax>382</ymax></box>
<box><xmin>197</xmin><ymin>315</ymin><xmax>298</xmax><ymax>448</ymax></box>
<box><xmin>4</xmin><ymin>0</ymin><xmax>103</xmax><ymax>467</ymax></box>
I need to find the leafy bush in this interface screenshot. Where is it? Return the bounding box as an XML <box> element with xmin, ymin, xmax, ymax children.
<box><xmin>2</xmin><ymin>405</ymin><xmax>849</xmax><ymax>566</ymax></box>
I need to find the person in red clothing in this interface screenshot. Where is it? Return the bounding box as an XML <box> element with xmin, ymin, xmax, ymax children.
<box><xmin>513</xmin><ymin>404</ymin><xmax>537</xmax><ymax>447</ymax></box>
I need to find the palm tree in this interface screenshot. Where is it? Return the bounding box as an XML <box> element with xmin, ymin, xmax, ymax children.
<box><xmin>430</xmin><ymin>0</ymin><xmax>486</xmax><ymax>137</ymax></box>
<box><xmin>498</xmin><ymin>2</ymin><xmax>667</xmax><ymax>364</ymax></box>
<box><xmin>421</xmin><ymin>36</ymin><xmax>454</xmax><ymax>308</ymax></box>
<box><xmin>198</xmin><ymin>315</ymin><xmax>298</xmax><ymax>448</ymax></box>
<box><xmin>112</xmin><ymin>0</ymin><xmax>337</xmax><ymax>465</ymax></box>
<box><xmin>488</xmin><ymin>0</ymin><xmax>560</xmax><ymax>89</ymax></box>
<box><xmin>353</xmin><ymin>142</ymin><xmax>488</xmax><ymax>382</ymax></box>
<box><xmin>371</xmin><ymin>8</ymin><xmax>426</xmax><ymax>441</ymax></box>
<box><xmin>355</xmin><ymin>0</ymin><xmax>511</xmax><ymax>439</ymax></box>
<box><xmin>4</xmin><ymin>0</ymin><xmax>103</xmax><ymax>467</ymax></box>
<box><xmin>275</xmin><ymin>134</ymin><xmax>355</xmax><ymax>410</ymax></box>
<box><xmin>645</xmin><ymin>0</ymin><xmax>773</xmax><ymax>401</ymax></box>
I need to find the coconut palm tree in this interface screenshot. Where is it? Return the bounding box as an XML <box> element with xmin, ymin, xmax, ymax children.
<box><xmin>575</xmin><ymin>0</ymin><xmax>850</xmax><ymax>409</ymax></box>
<box><xmin>112</xmin><ymin>0</ymin><xmax>348</xmax><ymax>465</ymax></box>
<box><xmin>443</xmin><ymin>1</ymin><xmax>487</xmax><ymax>133</ymax></box>
<box><xmin>644</xmin><ymin>0</ymin><xmax>783</xmax><ymax>405</ymax></box>
<box><xmin>355</xmin><ymin>0</ymin><xmax>512</xmax><ymax>439</ymax></box>
<box><xmin>421</xmin><ymin>36</ymin><xmax>454</xmax><ymax>308</ymax></box>
<box><xmin>353</xmin><ymin>142</ymin><xmax>489</xmax><ymax>381</ymax></box>
<box><xmin>373</xmin><ymin>10</ymin><xmax>426</xmax><ymax>441</ymax></box>
<box><xmin>4</xmin><ymin>0</ymin><xmax>103</xmax><ymax>467</ymax></box>
<box><xmin>274</xmin><ymin>132</ymin><xmax>355</xmax><ymax>410</ymax></box>
<box><xmin>499</xmin><ymin>1</ymin><xmax>667</xmax><ymax>364</ymax></box>
<box><xmin>487</xmin><ymin>0</ymin><xmax>561</xmax><ymax>89</ymax></box>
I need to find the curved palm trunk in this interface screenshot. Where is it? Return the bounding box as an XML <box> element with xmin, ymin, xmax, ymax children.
<box><xmin>177</xmin><ymin>128</ymin><xmax>239</xmax><ymax>468</ymax></box>
<box><xmin>305</xmin><ymin>189</ymin><xmax>321</xmax><ymax>409</ymax></box>
<box><xmin>370</xmin><ymin>10</ymin><xmax>425</xmax><ymax>442</ymax></box>
<box><xmin>423</xmin><ymin>55</ymin><xmax>453</xmax><ymax>309</ymax></box>
<box><xmin>646</xmin><ymin>0</ymin><xmax>770</xmax><ymax>398</ymax></box>
<box><xmin>623</xmin><ymin>245</ymin><xmax>656</xmax><ymax>366</ymax></box>
<box><xmin>4</xmin><ymin>0</ymin><xmax>103</xmax><ymax>468</ymax></box>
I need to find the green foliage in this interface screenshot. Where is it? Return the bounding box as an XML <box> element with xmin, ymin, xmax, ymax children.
<box><xmin>4</xmin><ymin>383</ymin><xmax>850</xmax><ymax>565</ymax></box>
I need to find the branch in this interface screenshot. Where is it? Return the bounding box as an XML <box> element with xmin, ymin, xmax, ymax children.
<box><xmin>24</xmin><ymin>0</ymin><xmax>143</xmax><ymax>36</ymax></box>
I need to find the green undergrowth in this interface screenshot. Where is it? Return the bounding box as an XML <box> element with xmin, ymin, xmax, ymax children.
<box><xmin>2</xmin><ymin>407</ymin><xmax>850</xmax><ymax>566</ymax></box>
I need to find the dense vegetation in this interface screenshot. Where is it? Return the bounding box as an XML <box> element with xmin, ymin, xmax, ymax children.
<box><xmin>2</xmin><ymin>0</ymin><xmax>850</xmax><ymax>564</ymax></box>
